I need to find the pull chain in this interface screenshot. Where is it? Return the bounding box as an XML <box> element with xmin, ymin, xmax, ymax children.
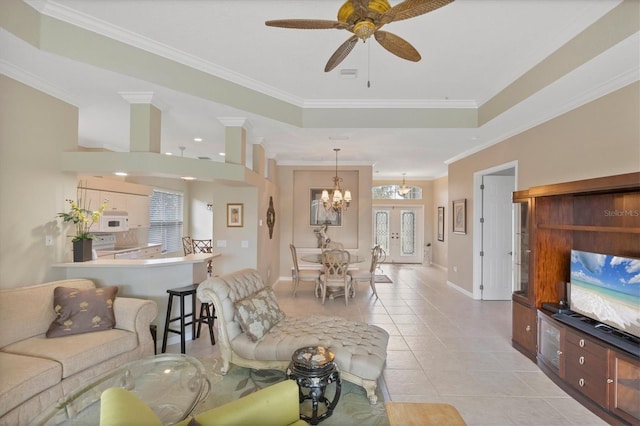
<box><xmin>367</xmin><ymin>40</ymin><xmax>371</xmax><ymax>88</ymax></box>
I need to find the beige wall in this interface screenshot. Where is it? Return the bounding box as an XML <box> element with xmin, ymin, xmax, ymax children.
<box><xmin>447</xmin><ymin>82</ymin><xmax>640</xmax><ymax>294</ymax></box>
<box><xmin>277</xmin><ymin>165</ymin><xmax>372</xmax><ymax>279</ymax></box>
<box><xmin>0</xmin><ymin>76</ymin><xmax>79</xmax><ymax>287</ymax></box>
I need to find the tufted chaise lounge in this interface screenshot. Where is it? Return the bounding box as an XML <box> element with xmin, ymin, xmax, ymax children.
<box><xmin>197</xmin><ymin>268</ymin><xmax>389</xmax><ymax>404</ymax></box>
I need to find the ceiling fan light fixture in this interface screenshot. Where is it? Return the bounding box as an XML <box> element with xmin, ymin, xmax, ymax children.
<box><xmin>354</xmin><ymin>21</ymin><xmax>376</xmax><ymax>40</ymax></box>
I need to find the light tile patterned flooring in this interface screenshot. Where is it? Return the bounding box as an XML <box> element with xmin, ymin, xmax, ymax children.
<box><xmin>167</xmin><ymin>264</ymin><xmax>606</xmax><ymax>425</ymax></box>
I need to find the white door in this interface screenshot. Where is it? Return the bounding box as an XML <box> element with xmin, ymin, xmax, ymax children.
<box><xmin>373</xmin><ymin>206</ymin><xmax>423</xmax><ymax>263</ymax></box>
<box><xmin>481</xmin><ymin>175</ymin><xmax>515</xmax><ymax>300</ymax></box>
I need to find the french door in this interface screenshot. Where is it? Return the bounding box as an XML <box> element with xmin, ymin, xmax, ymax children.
<box><xmin>373</xmin><ymin>206</ymin><xmax>423</xmax><ymax>263</ymax></box>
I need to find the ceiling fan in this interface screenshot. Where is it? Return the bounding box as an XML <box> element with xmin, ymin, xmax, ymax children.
<box><xmin>265</xmin><ymin>0</ymin><xmax>454</xmax><ymax>72</ymax></box>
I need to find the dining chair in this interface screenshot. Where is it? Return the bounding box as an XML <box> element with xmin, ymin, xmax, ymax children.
<box><xmin>192</xmin><ymin>239</ymin><xmax>213</xmax><ymax>276</ymax></box>
<box><xmin>348</xmin><ymin>245</ymin><xmax>385</xmax><ymax>298</ymax></box>
<box><xmin>182</xmin><ymin>236</ymin><xmax>193</xmax><ymax>255</ymax></box>
<box><xmin>320</xmin><ymin>248</ymin><xmax>352</xmax><ymax>305</ymax></box>
<box><xmin>290</xmin><ymin>244</ymin><xmax>321</xmax><ymax>297</ymax></box>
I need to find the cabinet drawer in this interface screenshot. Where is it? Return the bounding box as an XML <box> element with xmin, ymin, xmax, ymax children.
<box><xmin>566</xmin><ymin>332</ymin><xmax>608</xmax><ymax>358</ymax></box>
<box><xmin>565</xmin><ymin>342</ymin><xmax>608</xmax><ymax>407</ymax></box>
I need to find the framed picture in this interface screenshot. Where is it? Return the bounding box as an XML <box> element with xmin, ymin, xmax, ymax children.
<box><xmin>437</xmin><ymin>206</ymin><xmax>445</xmax><ymax>241</ymax></box>
<box><xmin>227</xmin><ymin>203</ymin><xmax>243</xmax><ymax>227</ymax></box>
<box><xmin>452</xmin><ymin>199</ymin><xmax>466</xmax><ymax>234</ymax></box>
<box><xmin>309</xmin><ymin>188</ymin><xmax>341</xmax><ymax>226</ymax></box>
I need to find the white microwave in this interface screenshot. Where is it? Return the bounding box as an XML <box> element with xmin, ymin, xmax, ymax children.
<box><xmin>98</xmin><ymin>211</ymin><xmax>129</xmax><ymax>232</ymax></box>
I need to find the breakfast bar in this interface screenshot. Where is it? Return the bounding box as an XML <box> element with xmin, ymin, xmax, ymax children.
<box><xmin>51</xmin><ymin>253</ymin><xmax>221</xmax><ymax>350</ymax></box>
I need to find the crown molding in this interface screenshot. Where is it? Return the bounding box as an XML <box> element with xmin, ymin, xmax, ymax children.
<box><xmin>302</xmin><ymin>99</ymin><xmax>478</xmax><ymax>109</ymax></box>
<box><xmin>32</xmin><ymin>0</ymin><xmax>480</xmax><ymax>112</ymax></box>
<box><xmin>0</xmin><ymin>60</ymin><xmax>80</xmax><ymax>106</ymax></box>
<box><xmin>445</xmin><ymin>62</ymin><xmax>639</xmax><ymax>166</ymax></box>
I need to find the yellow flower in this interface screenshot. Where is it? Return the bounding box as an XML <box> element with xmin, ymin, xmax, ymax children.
<box><xmin>57</xmin><ymin>182</ymin><xmax>108</xmax><ymax>242</ymax></box>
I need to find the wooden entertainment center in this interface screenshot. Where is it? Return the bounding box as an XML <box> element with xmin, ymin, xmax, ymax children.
<box><xmin>511</xmin><ymin>172</ymin><xmax>639</xmax><ymax>425</ymax></box>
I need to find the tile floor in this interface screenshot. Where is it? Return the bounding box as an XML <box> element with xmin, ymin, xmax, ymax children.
<box><xmin>166</xmin><ymin>263</ymin><xmax>607</xmax><ymax>425</ymax></box>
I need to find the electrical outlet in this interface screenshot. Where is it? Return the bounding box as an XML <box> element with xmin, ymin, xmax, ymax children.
<box><xmin>45</xmin><ymin>235</ymin><xmax>53</xmax><ymax>246</ymax></box>
<box><xmin>453</xmin><ymin>266</ymin><xmax>458</xmax><ymax>272</ymax></box>
<box><xmin>241</xmin><ymin>240</ymin><xmax>249</xmax><ymax>248</ymax></box>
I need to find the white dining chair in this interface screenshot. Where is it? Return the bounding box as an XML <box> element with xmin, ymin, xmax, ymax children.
<box><xmin>290</xmin><ymin>244</ymin><xmax>321</xmax><ymax>297</ymax></box>
<box><xmin>320</xmin><ymin>248</ymin><xmax>352</xmax><ymax>305</ymax></box>
<box><xmin>348</xmin><ymin>245</ymin><xmax>385</xmax><ymax>298</ymax></box>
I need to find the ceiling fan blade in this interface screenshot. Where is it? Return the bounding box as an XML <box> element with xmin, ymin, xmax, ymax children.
<box><xmin>265</xmin><ymin>19</ymin><xmax>348</xmax><ymax>30</ymax></box>
<box><xmin>325</xmin><ymin>35</ymin><xmax>359</xmax><ymax>72</ymax></box>
<box><xmin>380</xmin><ymin>0</ymin><xmax>454</xmax><ymax>24</ymax></box>
<box><xmin>374</xmin><ymin>31</ymin><xmax>421</xmax><ymax>62</ymax></box>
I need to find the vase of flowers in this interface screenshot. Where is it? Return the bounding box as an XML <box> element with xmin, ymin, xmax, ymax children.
<box><xmin>58</xmin><ymin>184</ymin><xmax>108</xmax><ymax>262</ymax></box>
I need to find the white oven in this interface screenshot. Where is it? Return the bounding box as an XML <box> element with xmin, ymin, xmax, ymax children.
<box><xmin>98</xmin><ymin>211</ymin><xmax>129</xmax><ymax>232</ymax></box>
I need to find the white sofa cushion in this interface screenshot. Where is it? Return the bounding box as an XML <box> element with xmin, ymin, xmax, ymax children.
<box><xmin>3</xmin><ymin>329</ymin><xmax>137</xmax><ymax>378</ymax></box>
<box><xmin>0</xmin><ymin>352</ymin><xmax>62</xmax><ymax>417</ymax></box>
<box><xmin>0</xmin><ymin>279</ymin><xmax>95</xmax><ymax>348</ymax></box>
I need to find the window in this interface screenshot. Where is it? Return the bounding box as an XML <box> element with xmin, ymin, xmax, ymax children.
<box><xmin>372</xmin><ymin>185</ymin><xmax>422</xmax><ymax>200</ymax></box>
<box><xmin>149</xmin><ymin>189</ymin><xmax>183</xmax><ymax>253</ymax></box>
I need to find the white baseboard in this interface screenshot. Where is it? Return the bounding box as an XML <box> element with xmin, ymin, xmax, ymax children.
<box><xmin>446</xmin><ymin>280</ymin><xmax>473</xmax><ymax>298</ymax></box>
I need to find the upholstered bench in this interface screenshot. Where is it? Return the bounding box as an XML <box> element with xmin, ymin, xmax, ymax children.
<box><xmin>197</xmin><ymin>268</ymin><xmax>389</xmax><ymax>404</ymax></box>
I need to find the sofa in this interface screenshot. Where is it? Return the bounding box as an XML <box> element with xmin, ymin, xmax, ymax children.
<box><xmin>99</xmin><ymin>380</ymin><xmax>307</xmax><ymax>426</ymax></box>
<box><xmin>197</xmin><ymin>268</ymin><xmax>389</xmax><ymax>404</ymax></box>
<box><xmin>0</xmin><ymin>278</ymin><xmax>158</xmax><ymax>425</ymax></box>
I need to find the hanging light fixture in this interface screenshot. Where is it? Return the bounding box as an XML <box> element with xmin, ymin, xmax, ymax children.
<box><xmin>321</xmin><ymin>148</ymin><xmax>352</xmax><ymax>212</ymax></box>
<box><xmin>398</xmin><ymin>173</ymin><xmax>411</xmax><ymax>196</ymax></box>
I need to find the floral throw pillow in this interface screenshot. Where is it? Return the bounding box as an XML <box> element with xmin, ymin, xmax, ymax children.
<box><xmin>46</xmin><ymin>286</ymin><xmax>118</xmax><ymax>338</ymax></box>
<box><xmin>234</xmin><ymin>288</ymin><xmax>285</xmax><ymax>342</ymax></box>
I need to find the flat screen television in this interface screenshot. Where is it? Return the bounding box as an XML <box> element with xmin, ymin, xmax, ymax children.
<box><xmin>569</xmin><ymin>249</ymin><xmax>640</xmax><ymax>339</ymax></box>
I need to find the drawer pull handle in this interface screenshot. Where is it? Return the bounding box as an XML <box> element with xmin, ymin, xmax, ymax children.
<box><xmin>579</xmin><ymin>339</ymin><xmax>585</xmax><ymax>348</ymax></box>
<box><xmin>579</xmin><ymin>356</ymin><xmax>585</xmax><ymax>365</ymax></box>
<box><xmin>525</xmin><ymin>325</ymin><xmax>531</xmax><ymax>332</ymax></box>
<box><xmin>607</xmin><ymin>379</ymin><xmax>614</xmax><ymax>384</ymax></box>
<box><xmin>556</xmin><ymin>350</ymin><xmax>563</xmax><ymax>356</ymax></box>
<box><xmin>579</xmin><ymin>378</ymin><xmax>585</xmax><ymax>387</ymax></box>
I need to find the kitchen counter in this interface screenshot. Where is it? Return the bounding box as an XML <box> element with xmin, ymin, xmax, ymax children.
<box><xmin>51</xmin><ymin>252</ymin><xmax>221</xmax><ymax>350</ymax></box>
<box><xmin>55</xmin><ymin>253</ymin><xmax>219</xmax><ymax>267</ymax></box>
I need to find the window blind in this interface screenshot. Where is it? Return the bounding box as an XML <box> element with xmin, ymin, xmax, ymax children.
<box><xmin>149</xmin><ymin>189</ymin><xmax>183</xmax><ymax>253</ymax></box>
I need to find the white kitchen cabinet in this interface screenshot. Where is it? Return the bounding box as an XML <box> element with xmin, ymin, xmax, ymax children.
<box><xmin>127</xmin><ymin>195</ymin><xmax>150</xmax><ymax>228</ymax></box>
<box><xmin>102</xmin><ymin>192</ymin><xmax>127</xmax><ymax>211</ymax></box>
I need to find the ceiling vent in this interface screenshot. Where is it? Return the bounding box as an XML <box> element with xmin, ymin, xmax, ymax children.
<box><xmin>339</xmin><ymin>69</ymin><xmax>358</xmax><ymax>79</ymax></box>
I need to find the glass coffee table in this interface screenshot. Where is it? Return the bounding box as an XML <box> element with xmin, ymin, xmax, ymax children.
<box><xmin>33</xmin><ymin>354</ymin><xmax>210</xmax><ymax>426</ymax></box>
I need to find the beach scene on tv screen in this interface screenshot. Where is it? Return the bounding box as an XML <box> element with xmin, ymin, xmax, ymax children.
<box><xmin>570</xmin><ymin>250</ymin><xmax>640</xmax><ymax>338</ymax></box>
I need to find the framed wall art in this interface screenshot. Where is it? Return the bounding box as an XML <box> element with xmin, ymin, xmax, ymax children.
<box><xmin>227</xmin><ymin>203</ymin><xmax>243</xmax><ymax>227</ymax></box>
<box><xmin>309</xmin><ymin>188</ymin><xmax>341</xmax><ymax>226</ymax></box>
<box><xmin>452</xmin><ymin>199</ymin><xmax>466</xmax><ymax>234</ymax></box>
<box><xmin>437</xmin><ymin>206</ymin><xmax>445</xmax><ymax>241</ymax></box>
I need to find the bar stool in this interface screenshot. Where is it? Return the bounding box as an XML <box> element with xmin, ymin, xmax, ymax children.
<box><xmin>196</xmin><ymin>301</ymin><xmax>216</xmax><ymax>345</ymax></box>
<box><xmin>161</xmin><ymin>284</ymin><xmax>215</xmax><ymax>354</ymax></box>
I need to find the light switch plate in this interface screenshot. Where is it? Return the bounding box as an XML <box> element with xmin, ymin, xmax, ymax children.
<box><xmin>216</xmin><ymin>240</ymin><xmax>227</xmax><ymax>248</ymax></box>
<box><xmin>241</xmin><ymin>240</ymin><xmax>249</xmax><ymax>248</ymax></box>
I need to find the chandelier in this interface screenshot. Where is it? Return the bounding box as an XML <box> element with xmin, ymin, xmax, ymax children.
<box><xmin>321</xmin><ymin>148</ymin><xmax>352</xmax><ymax>212</ymax></box>
<box><xmin>398</xmin><ymin>173</ymin><xmax>411</xmax><ymax>196</ymax></box>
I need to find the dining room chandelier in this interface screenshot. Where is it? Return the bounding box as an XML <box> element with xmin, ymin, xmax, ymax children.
<box><xmin>321</xmin><ymin>148</ymin><xmax>352</xmax><ymax>212</ymax></box>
